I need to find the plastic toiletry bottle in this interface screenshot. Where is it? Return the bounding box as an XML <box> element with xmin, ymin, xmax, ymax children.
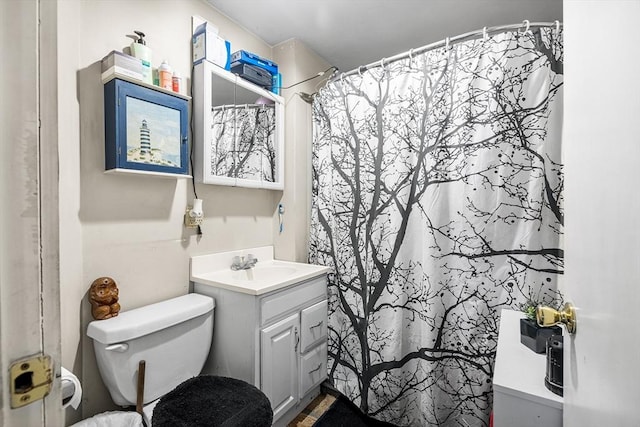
<box><xmin>158</xmin><ymin>60</ymin><xmax>173</xmax><ymax>90</ymax></box>
<box><xmin>172</xmin><ymin>71</ymin><xmax>181</xmax><ymax>94</ymax></box>
<box><xmin>130</xmin><ymin>30</ymin><xmax>153</xmax><ymax>84</ymax></box>
<box><xmin>152</xmin><ymin>68</ymin><xmax>159</xmax><ymax>86</ymax></box>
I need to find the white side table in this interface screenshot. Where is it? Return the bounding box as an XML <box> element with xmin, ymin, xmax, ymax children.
<box><xmin>493</xmin><ymin>309</ymin><xmax>563</xmax><ymax>427</ymax></box>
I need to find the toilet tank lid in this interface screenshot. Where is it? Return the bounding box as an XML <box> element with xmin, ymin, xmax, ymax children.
<box><xmin>87</xmin><ymin>294</ymin><xmax>214</xmax><ymax>344</ymax></box>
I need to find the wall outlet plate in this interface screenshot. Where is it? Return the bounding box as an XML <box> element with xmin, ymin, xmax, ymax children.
<box><xmin>184</xmin><ymin>208</ymin><xmax>203</xmax><ymax>228</ymax></box>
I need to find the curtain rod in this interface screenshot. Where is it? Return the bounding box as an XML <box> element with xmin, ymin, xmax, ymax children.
<box><xmin>333</xmin><ymin>20</ymin><xmax>562</xmax><ymax>81</ymax></box>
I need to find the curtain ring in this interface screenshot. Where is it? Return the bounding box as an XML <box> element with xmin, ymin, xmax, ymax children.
<box><xmin>482</xmin><ymin>27</ymin><xmax>488</xmax><ymax>41</ymax></box>
<box><xmin>445</xmin><ymin>37</ymin><xmax>450</xmax><ymax>50</ymax></box>
<box><xmin>340</xmin><ymin>73</ymin><xmax>345</xmax><ymax>85</ymax></box>
<box><xmin>380</xmin><ymin>57</ymin><xmax>386</xmax><ymax>69</ymax></box>
<box><xmin>409</xmin><ymin>48</ymin><xmax>414</xmax><ymax>61</ymax></box>
<box><xmin>358</xmin><ymin>66</ymin><xmax>363</xmax><ymax>77</ymax></box>
<box><xmin>521</xmin><ymin>19</ymin><xmax>530</xmax><ymax>35</ymax></box>
<box><xmin>554</xmin><ymin>20</ymin><xmax>560</xmax><ymax>36</ymax></box>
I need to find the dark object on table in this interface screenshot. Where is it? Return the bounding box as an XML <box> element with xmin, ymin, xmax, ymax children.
<box><xmin>545</xmin><ymin>334</ymin><xmax>564</xmax><ymax>396</ymax></box>
<box><xmin>520</xmin><ymin>317</ymin><xmax>562</xmax><ymax>353</ymax></box>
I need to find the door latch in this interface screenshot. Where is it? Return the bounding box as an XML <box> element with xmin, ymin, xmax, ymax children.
<box><xmin>10</xmin><ymin>354</ymin><xmax>53</xmax><ymax>408</ymax></box>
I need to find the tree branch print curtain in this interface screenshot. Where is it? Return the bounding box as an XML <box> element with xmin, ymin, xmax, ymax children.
<box><xmin>309</xmin><ymin>28</ymin><xmax>563</xmax><ymax>427</ymax></box>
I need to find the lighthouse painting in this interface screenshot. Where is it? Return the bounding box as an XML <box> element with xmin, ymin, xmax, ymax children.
<box><xmin>125</xmin><ymin>96</ymin><xmax>181</xmax><ymax>167</ymax></box>
<box><xmin>139</xmin><ymin>119</ymin><xmax>151</xmax><ymax>154</ymax></box>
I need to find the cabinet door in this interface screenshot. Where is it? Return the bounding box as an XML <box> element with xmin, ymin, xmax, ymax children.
<box><xmin>194</xmin><ymin>59</ymin><xmax>284</xmax><ymax>189</ymax></box>
<box><xmin>300</xmin><ymin>299</ymin><xmax>328</xmax><ymax>353</ymax></box>
<box><xmin>261</xmin><ymin>312</ymin><xmax>299</xmax><ymax>421</ymax></box>
<box><xmin>299</xmin><ymin>343</ymin><xmax>327</xmax><ymax>398</ymax></box>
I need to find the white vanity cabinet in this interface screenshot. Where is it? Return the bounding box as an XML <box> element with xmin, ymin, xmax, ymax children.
<box><xmin>192</xmin><ymin>270</ymin><xmax>328</xmax><ymax>427</ymax></box>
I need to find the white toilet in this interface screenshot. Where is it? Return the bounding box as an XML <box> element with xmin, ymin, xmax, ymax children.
<box><xmin>86</xmin><ymin>293</ymin><xmax>214</xmax><ymax>425</ymax></box>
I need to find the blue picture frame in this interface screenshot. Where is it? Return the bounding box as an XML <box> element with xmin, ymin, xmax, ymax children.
<box><xmin>104</xmin><ymin>79</ymin><xmax>189</xmax><ymax>176</ymax></box>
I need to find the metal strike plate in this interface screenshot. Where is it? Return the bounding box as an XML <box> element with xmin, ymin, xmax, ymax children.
<box><xmin>10</xmin><ymin>354</ymin><xmax>53</xmax><ymax>408</ymax></box>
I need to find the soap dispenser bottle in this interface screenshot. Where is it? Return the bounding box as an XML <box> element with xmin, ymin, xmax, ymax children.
<box><xmin>130</xmin><ymin>30</ymin><xmax>152</xmax><ymax>84</ymax></box>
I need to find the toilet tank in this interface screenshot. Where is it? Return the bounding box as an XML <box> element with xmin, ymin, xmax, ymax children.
<box><xmin>87</xmin><ymin>294</ymin><xmax>214</xmax><ymax>406</ymax></box>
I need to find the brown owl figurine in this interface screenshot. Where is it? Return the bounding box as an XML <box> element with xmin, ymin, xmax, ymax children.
<box><xmin>89</xmin><ymin>277</ymin><xmax>121</xmax><ymax>320</ymax></box>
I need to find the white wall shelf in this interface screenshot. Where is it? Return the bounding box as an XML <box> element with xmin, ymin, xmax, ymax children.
<box><xmin>101</xmin><ymin>71</ymin><xmax>191</xmax><ymax>101</ymax></box>
<box><xmin>104</xmin><ymin>168</ymin><xmax>192</xmax><ymax>179</ymax></box>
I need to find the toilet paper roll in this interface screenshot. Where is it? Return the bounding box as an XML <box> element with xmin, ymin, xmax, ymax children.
<box><xmin>61</xmin><ymin>367</ymin><xmax>82</xmax><ymax>410</ymax></box>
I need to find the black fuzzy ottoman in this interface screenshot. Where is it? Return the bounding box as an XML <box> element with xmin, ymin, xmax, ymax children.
<box><xmin>152</xmin><ymin>376</ymin><xmax>273</xmax><ymax>427</ymax></box>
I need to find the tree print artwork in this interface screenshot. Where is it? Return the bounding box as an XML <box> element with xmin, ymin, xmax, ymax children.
<box><xmin>310</xmin><ymin>28</ymin><xmax>563</xmax><ymax>427</ymax></box>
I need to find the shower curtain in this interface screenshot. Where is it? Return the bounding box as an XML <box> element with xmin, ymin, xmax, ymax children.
<box><xmin>309</xmin><ymin>27</ymin><xmax>563</xmax><ymax>427</ymax></box>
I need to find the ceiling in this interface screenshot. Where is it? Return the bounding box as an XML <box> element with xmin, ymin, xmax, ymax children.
<box><xmin>207</xmin><ymin>0</ymin><xmax>563</xmax><ymax>73</ymax></box>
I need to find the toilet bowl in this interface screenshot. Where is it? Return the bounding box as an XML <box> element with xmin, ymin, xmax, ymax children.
<box><xmin>85</xmin><ymin>293</ymin><xmax>272</xmax><ymax>426</ymax></box>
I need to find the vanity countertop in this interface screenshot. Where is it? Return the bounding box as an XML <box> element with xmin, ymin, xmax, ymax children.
<box><xmin>190</xmin><ymin>247</ymin><xmax>330</xmax><ymax>295</ymax></box>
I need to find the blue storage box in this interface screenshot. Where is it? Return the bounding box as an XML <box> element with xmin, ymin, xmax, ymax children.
<box><xmin>271</xmin><ymin>73</ymin><xmax>281</xmax><ymax>95</ymax></box>
<box><xmin>230</xmin><ymin>50</ymin><xmax>278</xmax><ymax>76</ymax></box>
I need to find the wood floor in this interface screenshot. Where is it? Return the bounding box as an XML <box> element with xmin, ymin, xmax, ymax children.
<box><xmin>288</xmin><ymin>394</ymin><xmax>337</xmax><ymax>426</ymax></box>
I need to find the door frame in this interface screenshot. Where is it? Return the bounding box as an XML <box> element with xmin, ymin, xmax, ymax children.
<box><xmin>0</xmin><ymin>0</ymin><xmax>62</xmax><ymax>425</ymax></box>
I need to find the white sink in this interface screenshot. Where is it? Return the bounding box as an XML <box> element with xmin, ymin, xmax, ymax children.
<box><xmin>190</xmin><ymin>246</ymin><xmax>329</xmax><ymax>295</ymax></box>
<box><xmin>210</xmin><ymin>262</ymin><xmax>298</xmax><ymax>283</ymax></box>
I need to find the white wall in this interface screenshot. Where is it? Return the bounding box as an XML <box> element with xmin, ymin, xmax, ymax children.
<box><xmin>273</xmin><ymin>39</ymin><xmax>332</xmax><ymax>262</ymax></box>
<box><xmin>57</xmin><ymin>0</ymin><xmax>330</xmax><ymax>422</ymax></box>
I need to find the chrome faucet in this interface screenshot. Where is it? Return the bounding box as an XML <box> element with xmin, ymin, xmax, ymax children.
<box><xmin>231</xmin><ymin>254</ymin><xmax>258</xmax><ymax>270</ymax></box>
